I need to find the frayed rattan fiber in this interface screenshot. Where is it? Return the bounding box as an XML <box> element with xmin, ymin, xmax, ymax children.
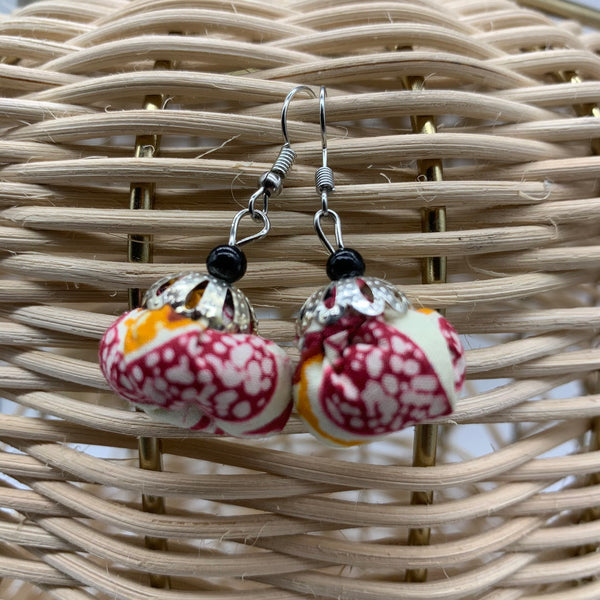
<box><xmin>1</xmin><ymin>0</ymin><xmax>600</xmax><ymax>598</ymax></box>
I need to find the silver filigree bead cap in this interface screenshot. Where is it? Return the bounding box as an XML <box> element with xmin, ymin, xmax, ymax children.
<box><xmin>296</xmin><ymin>276</ymin><xmax>410</xmax><ymax>339</ymax></box>
<box><xmin>143</xmin><ymin>272</ymin><xmax>258</xmax><ymax>334</ymax></box>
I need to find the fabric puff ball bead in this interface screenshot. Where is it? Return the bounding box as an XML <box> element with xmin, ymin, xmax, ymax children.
<box><xmin>99</xmin><ymin>273</ymin><xmax>293</xmax><ymax>437</ymax></box>
<box><xmin>293</xmin><ymin>277</ymin><xmax>465</xmax><ymax>447</ymax></box>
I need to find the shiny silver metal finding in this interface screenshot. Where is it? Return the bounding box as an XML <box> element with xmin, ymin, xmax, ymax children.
<box><xmin>314</xmin><ymin>208</ymin><xmax>344</xmax><ymax>255</ymax></box>
<box><xmin>297</xmin><ymin>275</ymin><xmax>409</xmax><ymax>340</ymax></box>
<box><xmin>315</xmin><ymin>86</ymin><xmax>335</xmax><ymax>215</ymax></box>
<box><xmin>144</xmin><ymin>272</ymin><xmax>258</xmax><ymax>333</ymax></box>
<box><xmin>279</xmin><ymin>84</ymin><xmax>343</xmax><ymax>255</ymax></box>
<box><xmin>247</xmin><ymin>186</ymin><xmax>269</xmax><ymax>217</ymax></box>
<box><xmin>281</xmin><ymin>84</ymin><xmax>318</xmax><ymax>146</ymax></box>
<box><xmin>228</xmin><ymin>86</ymin><xmax>313</xmax><ymax>245</ymax></box>
<box><xmin>252</xmin><ymin>143</ymin><xmax>297</xmax><ymax>215</ymax></box>
<box><xmin>229</xmin><ymin>208</ymin><xmax>270</xmax><ymax>247</ymax></box>
<box><xmin>312</xmin><ymin>86</ymin><xmax>343</xmax><ymax>255</ymax></box>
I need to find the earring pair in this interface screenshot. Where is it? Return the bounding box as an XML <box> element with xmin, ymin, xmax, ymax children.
<box><xmin>99</xmin><ymin>86</ymin><xmax>466</xmax><ymax>445</ymax></box>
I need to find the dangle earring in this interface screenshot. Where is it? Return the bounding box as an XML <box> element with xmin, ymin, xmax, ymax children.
<box><xmin>293</xmin><ymin>87</ymin><xmax>466</xmax><ymax>447</ymax></box>
<box><xmin>98</xmin><ymin>109</ymin><xmax>300</xmax><ymax>437</ymax></box>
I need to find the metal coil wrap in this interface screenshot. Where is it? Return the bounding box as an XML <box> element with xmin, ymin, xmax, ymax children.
<box><xmin>315</xmin><ymin>165</ymin><xmax>335</xmax><ymax>193</ymax></box>
<box><xmin>271</xmin><ymin>144</ymin><xmax>296</xmax><ymax>178</ymax></box>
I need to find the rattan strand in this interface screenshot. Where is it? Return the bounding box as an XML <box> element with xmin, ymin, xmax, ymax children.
<box><xmin>1</xmin><ymin>0</ymin><xmax>600</xmax><ymax>598</ymax></box>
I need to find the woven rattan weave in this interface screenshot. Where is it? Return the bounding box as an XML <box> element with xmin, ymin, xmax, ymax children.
<box><xmin>1</xmin><ymin>0</ymin><xmax>600</xmax><ymax>598</ymax></box>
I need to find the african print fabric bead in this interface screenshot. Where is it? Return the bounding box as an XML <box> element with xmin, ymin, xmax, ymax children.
<box><xmin>293</xmin><ymin>307</ymin><xmax>465</xmax><ymax>447</ymax></box>
<box><xmin>99</xmin><ymin>305</ymin><xmax>292</xmax><ymax>436</ymax></box>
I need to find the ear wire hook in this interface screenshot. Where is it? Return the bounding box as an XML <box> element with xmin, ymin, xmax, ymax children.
<box><xmin>280</xmin><ymin>85</ymin><xmax>343</xmax><ymax>255</ymax></box>
<box><xmin>319</xmin><ymin>86</ymin><xmax>328</xmax><ymax>170</ymax></box>
<box><xmin>247</xmin><ymin>85</ymin><xmax>317</xmax><ymax>219</ymax></box>
<box><xmin>281</xmin><ymin>84</ymin><xmax>318</xmax><ymax>148</ymax></box>
<box><xmin>313</xmin><ymin>85</ymin><xmax>344</xmax><ymax>254</ymax></box>
<box><xmin>229</xmin><ymin>86</ymin><xmax>318</xmax><ymax>247</ymax></box>
<box><xmin>315</xmin><ymin>86</ymin><xmax>335</xmax><ymax>215</ymax></box>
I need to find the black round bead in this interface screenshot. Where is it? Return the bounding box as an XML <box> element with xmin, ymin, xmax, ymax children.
<box><xmin>326</xmin><ymin>248</ymin><xmax>366</xmax><ymax>281</ymax></box>
<box><xmin>206</xmin><ymin>245</ymin><xmax>247</xmax><ymax>284</ymax></box>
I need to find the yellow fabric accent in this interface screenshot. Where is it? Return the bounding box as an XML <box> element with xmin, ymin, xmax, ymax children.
<box><xmin>417</xmin><ymin>307</ymin><xmax>435</xmax><ymax>315</ymax></box>
<box><xmin>296</xmin><ymin>354</ymin><xmax>362</xmax><ymax>447</ymax></box>
<box><xmin>123</xmin><ymin>306</ymin><xmax>199</xmax><ymax>355</ymax></box>
<box><xmin>185</xmin><ymin>289</ymin><xmax>204</xmax><ymax>309</ymax></box>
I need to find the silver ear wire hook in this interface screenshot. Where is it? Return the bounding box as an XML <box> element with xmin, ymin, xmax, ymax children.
<box><xmin>281</xmin><ymin>85</ymin><xmax>318</xmax><ymax>147</ymax></box>
<box><xmin>229</xmin><ymin>208</ymin><xmax>270</xmax><ymax>247</ymax></box>
<box><xmin>319</xmin><ymin>86</ymin><xmax>329</xmax><ymax>170</ymax></box>
<box><xmin>228</xmin><ymin>86</ymin><xmax>318</xmax><ymax>248</ymax></box>
<box><xmin>314</xmin><ymin>208</ymin><xmax>344</xmax><ymax>255</ymax></box>
<box><xmin>315</xmin><ymin>86</ymin><xmax>335</xmax><ymax>215</ymax></box>
<box><xmin>313</xmin><ymin>85</ymin><xmax>343</xmax><ymax>254</ymax></box>
<box><xmin>248</xmin><ymin>85</ymin><xmax>318</xmax><ymax>217</ymax></box>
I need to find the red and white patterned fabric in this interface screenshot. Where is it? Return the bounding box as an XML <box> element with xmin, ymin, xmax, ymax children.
<box><xmin>99</xmin><ymin>305</ymin><xmax>292</xmax><ymax>436</ymax></box>
<box><xmin>293</xmin><ymin>307</ymin><xmax>465</xmax><ymax>446</ymax></box>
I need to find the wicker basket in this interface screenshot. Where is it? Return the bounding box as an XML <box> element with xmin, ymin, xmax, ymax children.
<box><xmin>2</xmin><ymin>0</ymin><xmax>600</xmax><ymax>598</ymax></box>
